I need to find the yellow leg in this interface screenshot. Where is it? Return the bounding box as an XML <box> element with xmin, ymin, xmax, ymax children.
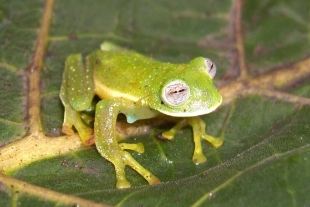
<box><xmin>121</xmin><ymin>151</ymin><xmax>160</xmax><ymax>185</ymax></box>
<box><xmin>161</xmin><ymin>117</ymin><xmax>223</xmax><ymax>164</ymax></box>
<box><xmin>95</xmin><ymin>99</ymin><xmax>160</xmax><ymax>188</ymax></box>
<box><xmin>186</xmin><ymin>117</ymin><xmax>206</xmax><ymax>163</ymax></box>
<box><xmin>188</xmin><ymin>117</ymin><xmax>223</xmax><ymax>163</ymax></box>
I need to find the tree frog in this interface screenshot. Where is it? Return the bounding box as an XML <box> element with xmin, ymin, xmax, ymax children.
<box><xmin>60</xmin><ymin>42</ymin><xmax>223</xmax><ymax>189</ymax></box>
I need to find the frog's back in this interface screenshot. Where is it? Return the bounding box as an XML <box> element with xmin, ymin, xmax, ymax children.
<box><xmin>90</xmin><ymin>50</ymin><xmax>175</xmax><ymax>102</ymax></box>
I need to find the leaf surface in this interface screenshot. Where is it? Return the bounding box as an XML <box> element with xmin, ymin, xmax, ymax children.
<box><xmin>0</xmin><ymin>0</ymin><xmax>310</xmax><ymax>206</ymax></box>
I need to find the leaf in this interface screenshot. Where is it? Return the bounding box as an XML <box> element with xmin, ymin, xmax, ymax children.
<box><xmin>0</xmin><ymin>0</ymin><xmax>310</xmax><ymax>206</ymax></box>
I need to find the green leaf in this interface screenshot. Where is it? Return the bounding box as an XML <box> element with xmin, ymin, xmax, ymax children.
<box><xmin>0</xmin><ymin>0</ymin><xmax>310</xmax><ymax>206</ymax></box>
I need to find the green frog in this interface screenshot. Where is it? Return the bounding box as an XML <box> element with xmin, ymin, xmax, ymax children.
<box><xmin>60</xmin><ymin>42</ymin><xmax>223</xmax><ymax>188</ymax></box>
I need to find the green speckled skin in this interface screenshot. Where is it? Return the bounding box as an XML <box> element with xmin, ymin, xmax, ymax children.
<box><xmin>60</xmin><ymin>42</ymin><xmax>223</xmax><ymax>189</ymax></box>
<box><xmin>91</xmin><ymin>49</ymin><xmax>222</xmax><ymax>118</ymax></box>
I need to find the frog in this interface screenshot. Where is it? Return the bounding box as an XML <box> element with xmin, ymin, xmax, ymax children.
<box><xmin>59</xmin><ymin>42</ymin><xmax>223</xmax><ymax>189</ymax></box>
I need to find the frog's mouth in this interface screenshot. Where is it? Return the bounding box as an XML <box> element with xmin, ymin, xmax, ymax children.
<box><xmin>157</xmin><ymin>96</ymin><xmax>222</xmax><ymax>117</ymax></box>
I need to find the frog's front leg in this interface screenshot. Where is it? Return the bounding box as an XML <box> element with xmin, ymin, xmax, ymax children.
<box><xmin>95</xmin><ymin>99</ymin><xmax>160</xmax><ymax>188</ymax></box>
<box><xmin>60</xmin><ymin>54</ymin><xmax>95</xmax><ymax>145</ymax></box>
<box><xmin>162</xmin><ymin>117</ymin><xmax>223</xmax><ymax>164</ymax></box>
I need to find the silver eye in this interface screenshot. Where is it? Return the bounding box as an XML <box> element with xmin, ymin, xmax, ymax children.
<box><xmin>161</xmin><ymin>80</ymin><xmax>190</xmax><ymax>106</ymax></box>
<box><xmin>205</xmin><ymin>58</ymin><xmax>216</xmax><ymax>79</ymax></box>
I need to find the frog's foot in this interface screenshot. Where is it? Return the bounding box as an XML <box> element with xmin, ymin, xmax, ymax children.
<box><xmin>62</xmin><ymin>106</ymin><xmax>93</xmax><ymax>145</ymax></box>
<box><xmin>121</xmin><ymin>150</ymin><xmax>161</xmax><ymax>186</ymax></box>
<box><xmin>62</xmin><ymin>121</ymin><xmax>93</xmax><ymax>145</ymax></box>
<box><xmin>96</xmin><ymin>141</ymin><xmax>160</xmax><ymax>188</ymax></box>
<box><xmin>117</xmin><ymin>143</ymin><xmax>160</xmax><ymax>186</ymax></box>
<box><xmin>187</xmin><ymin>117</ymin><xmax>224</xmax><ymax>164</ymax></box>
<box><xmin>192</xmin><ymin>135</ymin><xmax>223</xmax><ymax>164</ymax></box>
<box><xmin>192</xmin><ymin>140</ymin><xmax>207</xmax><ymax>163</ymax></box>
<box><xmin>107</xmin><ymin>148</ymin><xmax>160</xmax><ymax>188</ymax></box>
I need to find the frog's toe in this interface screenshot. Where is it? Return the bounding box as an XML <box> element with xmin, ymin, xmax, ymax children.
<box><xmin>78</xmin><ymin>128</ymin><xmax>94</xmax><ymax>145</ymax></box>
<box><xmin>193</xmin><ymin>153</ymin><xmax>207</xmax><ymax>164</ymax></box>
<box><xmin>160</xmin><ymin>131</ymin><xmax>174</xmax><ymax>140</ymax></box>
<box><xmin>135</xmin><ymin>143</ymin><xmax>145</xmax><ymax>153</ymax></box>
<box><xmin>119</xmin><ymin>143</ymin><xmax>145</xmax><ymax>153</ymax></box>
<box><xmin>147</xmin><ymin>175</ymin><xmax>161</xmax><ymax>185</ymax></box>
<box><xmin>116</xmin><ymin>178</ymin><xmax>131</xmax><ymax>189</ymax></box>
<box><xmin>84</xmin><ymin>136</ymin><xmax>95</xmax><ymax>146</ymax></box>
<box><xmin>202</xmin><ymin>134</ymin><xmax>223</xmax><ymax>148</ymax></box>
<box><xmin>62</xmin><ymin>125</ymin><xmax>74</xmax><ymax>135</ymax></box>
<box><xmin>213</xmin><ymin>138</ymin><xmax>223</xmax><ymax>148</ymax></box>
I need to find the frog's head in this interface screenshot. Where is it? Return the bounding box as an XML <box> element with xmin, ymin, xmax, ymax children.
<box><xmin>150</xmin><ymin>57</ymin><xmax>222</xmax><ymax>117</ymax></box>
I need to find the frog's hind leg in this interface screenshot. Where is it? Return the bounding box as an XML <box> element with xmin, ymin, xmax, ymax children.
<box><xmin>60</xmin><ymin>54</ymin><xmax>95</xmax><ymax>144</ymax></box>
<box><xmin>95</xmin><ymin>99</ymin><xmax>160</xmax><ymax>188</ymax></box>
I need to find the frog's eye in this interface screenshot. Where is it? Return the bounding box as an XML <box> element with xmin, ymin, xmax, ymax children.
<box><xmin>205</xmin><ymin>58</ymin><xmax>216</xmax><ymax>79</ymax></box>
<box><xmin>161</xmin><ymin>80</ymin><xmax>190</xmax><ymax>106</ymax></box>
